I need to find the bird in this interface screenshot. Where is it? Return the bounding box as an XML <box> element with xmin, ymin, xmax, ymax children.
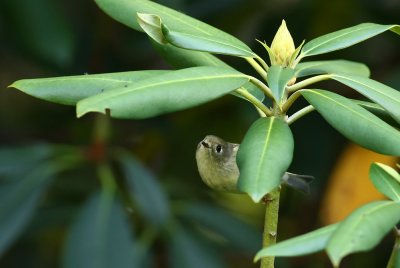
<box><xmin>196</xmin><ymin>135</ymin><xmax>313</xmax><ymax>194</ymax></box>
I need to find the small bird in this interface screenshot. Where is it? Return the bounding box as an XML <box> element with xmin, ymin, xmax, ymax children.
<box><xmin>196</xmin><ymin>135</ymin><xmax>313</xmax><ymax>194</ymax></box>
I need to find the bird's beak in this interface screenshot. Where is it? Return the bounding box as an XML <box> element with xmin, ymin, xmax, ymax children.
<box><xmin>201</xmin><ymin>141</ymin><xmax>210</xmax><ymax>148</ymax></box>
<box><xmin>198</xmin><ymin>139</ymin><xmax>210</xmax><ymax>149</ymax></box>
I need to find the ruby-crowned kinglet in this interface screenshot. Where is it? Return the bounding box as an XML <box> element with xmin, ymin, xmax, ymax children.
<box><xmin>196</xmin><ymin>135</ymin><xmax>313</xmax><ymax>194</ymax></box>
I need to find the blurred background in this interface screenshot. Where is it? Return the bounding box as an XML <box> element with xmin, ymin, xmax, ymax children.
<box><xmin>0</xmin><ymin>0</ymin><xmax>399</xmax><ymax>267</ymax></box>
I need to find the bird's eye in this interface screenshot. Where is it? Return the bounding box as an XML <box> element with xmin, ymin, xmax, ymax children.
<box><xmin>215</xmin><ymin>144</ymin><xmax>223</xmax><ymax>154</ymax></box>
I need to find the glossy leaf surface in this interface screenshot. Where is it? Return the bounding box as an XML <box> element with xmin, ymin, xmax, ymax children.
<box><xmin>353</xmin><ymin>100</ymin><xmax>400</xmax><ymax>127</ymax></box>
<box><xmin>10</xmin><ymin>71</ymin><xmax>169</xmax><ymax>105</ymax></box>
<box><xmin>327</xmin><ymin>201</ymin><xmax>400</xmax><ymax>267</ymax></box>
<box><xmin>300</xmin><ymin>23</ymin><xmax>400</xmax><ymax>58</ymax></box>
<box><xmin>302</xmin><ymin>89</ymin><xmax>400</xmax><ymax>155</ymax></box>
<box><xmin>95</xmin><ymin>0</ymin><xmax>254</xmax><ymax>57</ymax></box>
<box><xmin>152</xmin><ymin>41</ymin><xmax>231</xmax><ymax>69</ymax></box>
<box><xmin>237</xmin><ymin>117</ymin><xmax>294</xmax><ymax>202</ymax></box>
<box><xmin>294</xmin><ymin>60</ymin><xmax>370</xmax><ymax>78</ymax></box>
<box><xmin>137</xmin><ymin>13</ymin><xmax>255</xmax><ymax>57</ymax></box>
<box><xmin>332</xmin><ymin>74</ymin><xmax>400</xmax><ymax>124</ymax></box>
<box><xmin>370</xmin><ymin>163</ymin><xmax>400</xmax><ymax>201</ymax></box>
<box><xmin>266</xmin><ymin>65</ymin><xmax>295</xmax><ymax>102</ymax></box>
<box><xmin>255</xmin><ymin>224</ymin><xmax>338</xmax><ymax>259</ymax></box>
<box><xmin>77</xmin><ymin>66</ymin><xmax>249</xmax><ymax>119</ymax></box>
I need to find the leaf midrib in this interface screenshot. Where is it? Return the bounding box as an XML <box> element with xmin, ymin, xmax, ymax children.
<box><xmin>302</xmin><ymin>24</ymin><xmax>387</xmax><ymax>55</ymax></box>
<box><xmin>376</xmin><ymin>169</ymin><xmax>400</xmax><ymax>201</ymax></box>
<box><xmin>168</xmin><ymin>30</ymin><xmax>254</xmax><ymax>56</ymax></box>
<box><xmin>329</xmin><ymin>201</ymin><xmax>398</xmax><ymax>255</ymax></box>
<box><xmin>81</xmin><ymin>73</ymin><xmax>248</xmax><ymax>105</ymax></box>
<box><xmin>140</xmin><ymin>0</ymin><xmax>252</xmax><ymax>53</ymax></box>
<box><xmin>333</xmin><ymin>75</ymin><xmax>400</xmax><ymax>107</ymax></box>
<box><xmin>308</xmin><ymin>90</ymin><xmax>395</xmax><ymax>131</ymax></box>
<box><xmin>254</xmin><ymin>118</ymin><xmax>274</xmax><ymax>192</ymax></box>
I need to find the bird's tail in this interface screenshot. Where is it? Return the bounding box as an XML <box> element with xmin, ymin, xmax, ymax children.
<box><xmin>281</xmin><ymin>172</ymin><xmax>314</xmax><ymax>194</ymax></box>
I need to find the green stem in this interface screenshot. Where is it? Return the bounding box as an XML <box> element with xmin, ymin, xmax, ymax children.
<box><xmin>287</xmin><ymin>105</ymin><xmax>315</xmax><ymax>125</ymax></box>
<box><xmin>281</xmin><ymin>90</ymin><xmax>303</xmax><ymax>113</ymax></box>
<box><xmin>246</xmin><ymin>57</ymin><xmax>268</xmax><ymax>81</ymax></box>
<box><xmin>292</xmin><ymin>53</ymin><xmax>304</xmax><ymax>67</ymax></box>
<box><xmin>97</xmin><ymin>163</ymin><xmax>117</xmax><ymax>197</ymax></box>
<box><xmin>286</xmin><ymin>74</ymin><xmax>331</xmax><ymax>93</ymax></box>
<box><xmin>261</xmin><ymin>188</ymin><xmax>281</xmax><ymax>268</ymax></box>
<box><xmin>249</xmin><ymin>76</ymin><xmax>275</xmax><ymax>102</ymax></box>
<box><xmin>387</xmin><ymin>228</ymin><xmax>400</xmax><ymax>268</ymax></box>
<box><xmin>93</xmin><ymin>114</ymin><xmax>110</xmax><ymax>143</ymax></box>
<box><xmin>255</xmin><ymin>55</ymin><xmax>270</xmax><ymax>72</ymax></box>
<box><xmin>235</xmin><ymin>87</ymin><xmax>272</xmax><ymax>117</ymax></box>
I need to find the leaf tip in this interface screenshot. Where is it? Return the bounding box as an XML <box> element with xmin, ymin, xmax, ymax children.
<box><xmin>253</xmin><ymin>254</ymin><xmax>261</xmax><ymax>263</ymax></box>
<box><xmin>8</xmin><ymin>81</ymin><xmax>20</xmax><ymax>89</ymax></box>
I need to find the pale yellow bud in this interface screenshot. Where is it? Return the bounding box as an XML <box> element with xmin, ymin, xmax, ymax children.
<box><xmin>270</xmin><ymin>20</ymin><xmax>295</xmax><ymax>67</ymax></box>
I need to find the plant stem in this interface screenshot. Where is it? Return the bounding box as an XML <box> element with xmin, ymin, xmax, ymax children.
<box><xmin>281</xmin><ymin>90</ymin><xmax>303</xmax><ymax>113</ymax></box>
<box><xmin>286</xmin><ymin>74</ymin><xmax>331</xmax><ymax>93</ymax></box>
<box><xmin>287</xmin><ymin>105</ymin><xmax>315</xmax><ymax>125</ymax></box>
<box><xmin>97</xmin><ymin>163</ymin><xmax>117</xmax><ymax>197</ymax></box>
<box><xmin>235</xmin><ymin>87</ymin><xmax>272</xmax><ymax>116</ymax></box>
<box><xmin>249</xmin><ymin>76</ymin><xmax>275</xmax><ymax>102</ymax></box>
<box><xmin>387</xmin><ymin>228</ymin><xmax>400</xmax><ymax>268</ymax></box>
<box><xmin>260</xmin><ymin>188</ymin><xmax>281</xmax><ymax>268</ymax></box>
<box><xmin>246</xmin><ymin>57</ymin><xmax>268</xmax><ymax>81</ymax></box>
<box><xmin>255</xmin><ymin>55</ymin><xmax>270</xmax><ymax>72</ymax></box>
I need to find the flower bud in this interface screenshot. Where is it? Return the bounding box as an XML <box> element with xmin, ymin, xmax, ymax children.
<box><xmin>270</xmin><ymin>20</ymin><xmax>295</xmax><ymax>67</ymax></box>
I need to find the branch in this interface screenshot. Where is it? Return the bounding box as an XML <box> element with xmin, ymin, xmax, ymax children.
<box><xmin>246</xmin><ymin>57</ymin><xmax>268</xmax><ymax>81</ymax></box>
<box><xmin>235</xmin><ymin>87</ymin><xmax>272</xmax><ymax>117</ymax></box>
<box><xmin>287</xmin><ymin>105</ymin><xmax>315</xmax><ymax>125</ymax></box>
<box><xmin>287</xmin><ymin>74</ymin><xmax>331</xmax><ymax>93</ymax></box>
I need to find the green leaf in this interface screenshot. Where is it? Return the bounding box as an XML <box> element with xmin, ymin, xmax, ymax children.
<box><xmin>137</xmin><ymin>13</ymin><xmax>167</xmax><ymax>44</ymax></box>
<box><xmin>353</xmin><ymin>100</ymin><xmax>400</xmax><ymax>127</ymax></box>
<box><xmin>266</xmin><ymin>66</ymin><xmax>295</xmax><ymax>102</ymax></box>
<box><xmin>162</xmin><ymin>22</ymin><xmax>254</xmax><ymax>57</ymax></box>
<box><xmin>62</xmin><ymin>192</ymin><xmax>137</xmax><ymax>268</ymax></box>
<box><xmin>0</xmin><ymin>163</ymin><xmax>57</xmax><ymax>257</ymax></box>
<box><xmin>326</xmin><ymin>200</ymin><xmax>400</xmax><ymax>267</ymax></box>
<box><xmin>332</xmin><ymin>74</ymin><xmax>400</xmax><ymax>125</ymax></box>
<box><xmin>237</xmin><ymin>117</ymin><xmax>294</xmax><ymax>202</ymax></box>
<box><xmin>242</xmin><ymin>82</ymin><xmax>266</xmax><ymax>102</ymax></box>
<box><xmin>151</xmin><ymin>40</ymin><xmax>230</xmax><ymax>69</ymax></box>
<box><xmin>151</xmin><ymin>42</ymin><xmax>265</xmax><ymax>102</ymax></box>
<box><xmin>255</xmin><ymin>224</ymin><xmax>339</xmax><ymax>260</ymax></box>
<box><xmin>387</xmin><ymin>235</ymin><xmax>400</xmax><ymax>268</ymax></box>
<box><xmin>0</xmin><ymin>144</ymin><xmax>52</xmax><ymax>177</ymax></box>
<box><xmin>10</xmin><ymin>70</ymin><xmax>169</xmax><ymax>106</ymax></box>
<box><xmin>302</xmin><ymin>89</ymin><xmax>400</xmax><ymax>155</ymax></box>
<box><xmin>137</xmin><ymin>13</ymin><xmax>255</xmax><ymax>57</ymax></box>
<box><xmin>168</xmin><ymin>225</ymin><xmax>225</xmax><ymax>268</ymax></box>
<box><xmin>295</xmin><ymin>60</ymin><xmax>370</xmax><ymax>78</ymax></box>
<box><xmin>77</xmin><ymin>66</ymin><xmax>249</xmax><ymax>119</ymax></box>
<box><xmin>370</xmin><ymin>163</ymin><xmax>400</xmax><ymax>201</ymax></box>
<box><xmin>117</xmin><ymin>151</ymin><xmax>170</xmax><ymax>226</ymax></box>
<box><xmin>300</xmin><ymin>23</ymin><xmax>400</xmax><ymax>59</ymax></box>
<box><xmin>178</xmin><ymin>203</ymin><xmax>261</xmax><ymax>252</ymax></box>
<box><xmin>94</xmin><ymin>0</ymin><xmax>254</xmax><ymax>57</ymax></box>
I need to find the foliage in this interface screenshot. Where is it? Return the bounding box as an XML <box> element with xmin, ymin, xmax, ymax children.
<box><xmin>3</xmin><ymin>0</ymin><xmax>400</xmax><ymax>267</ymax></box>
<box><xmin>255</xmin><ymin>163</ymin><xmax>400</xmax><ymax>267</ymax></box>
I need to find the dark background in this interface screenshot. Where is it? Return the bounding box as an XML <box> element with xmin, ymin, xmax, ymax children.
<box><xmin>0</xmin><ymin>0</ymin><xmax>399</xmax><ymax>267</ymax></box>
